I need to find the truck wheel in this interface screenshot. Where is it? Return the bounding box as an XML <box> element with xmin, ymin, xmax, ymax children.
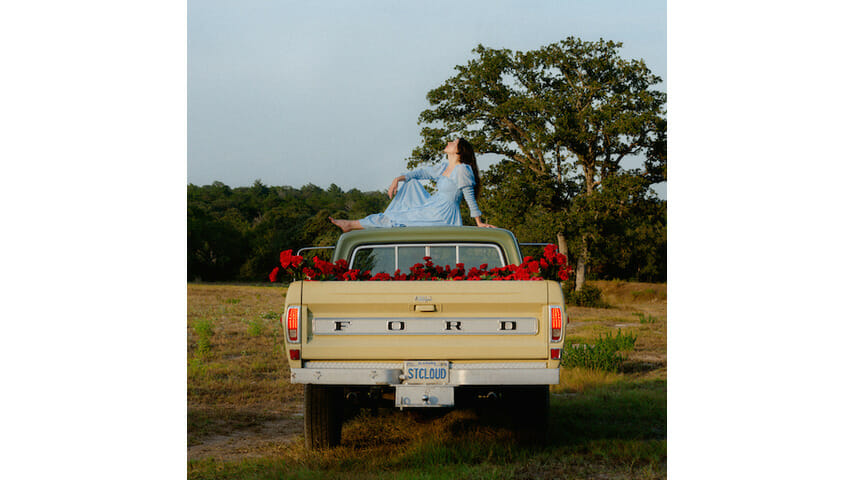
<box><xmin>304</xmin><ymin>385</ymin><xmax>343</xmax><ymax>449</ymax></box>
<box><xmin>507</xmin><ymin>385</ymin><xmax>550</xmax><ymax>444</ymax></box>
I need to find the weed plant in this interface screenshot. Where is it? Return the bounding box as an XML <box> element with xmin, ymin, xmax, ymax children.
<box><xmin>563</xmin><ymin>329</ymin><xmax>638</xmax><ymax>372</ymax></box>
<box><xmin>193</xmin><ymin>318</ymin><xmax>214</xmax><ymax>356</ymax></box>
<box><xmin>247</xmin><ymin>318</ymin><xmax>265</xmax><ymax>337</ymax></box>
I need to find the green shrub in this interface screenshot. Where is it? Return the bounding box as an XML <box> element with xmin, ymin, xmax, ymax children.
<box><xmin>247</xmin><ymin>318</ymin><xmax>264</xmax><ymax>337</ymax></box>
<box><xmin>566</xmin><ymin>283</ymin><xmax>607</xmax><ymax>308</ymax></box>
<box><xmin>562</xmin><ymin>329</ymin><xmax>637</xmax><ymax>372</ymax></box>
<box><xmin>193</xmin><ymin>319</ymin><xmax>214</xmax><ymax>356</ymax></box>
<box><xmin>607</xmin><ymin>328</ymin><xmax>638</xmax><ymax>350</ymax></box>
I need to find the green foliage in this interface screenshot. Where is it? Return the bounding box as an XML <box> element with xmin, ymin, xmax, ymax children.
<box><xmin>479</xmin><ymin>160</ymin><xmax>576</xmax><ymax>245</ymax></box>
<box><xmin>566</xmin><ymin>283</ymin><xmax>607</xmax><ymax>308</ymax></box>
<box><xmin>187</xmin><ymin>181</ymin><xmax>387</xmax><ymax>281</ymax></box>
<box><xmin>193</xmin><ymin>319</ymin><xmax>214</xmax><ymax>356</ymax></box>
<box><xmin>411</xmin><ymin>36</ymin><xmax>667</xmax><ymax>286</ymax></box>
<box><xmin>246</xmin><ymin>318</ymin><xmax>264</xmax><ymax>337</ymax></box>
<box><xmin>480</xmin><ymin>161</ymin><xmax>666</xmax><ymax>282</ymax></box>
<box><xmin>563</xmin><ymin>329</ymin><xmax>637</xmax><ymax>372</ymax></box>
<box><xmin>569</xmin><ymin>174</ymin><xmax>667</xmax><ymax>282</ymax></box>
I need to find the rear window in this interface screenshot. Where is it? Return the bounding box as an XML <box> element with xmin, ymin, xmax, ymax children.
<box><xmin>351</xmin><ymin>243</ymin><xmax>505</xmax><ymax>275</ymax></box>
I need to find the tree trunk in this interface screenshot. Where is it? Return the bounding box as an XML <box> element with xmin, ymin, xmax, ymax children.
<box><xmin>557</xmin><ymin>232</ymin><xmax>568</xmax><ymax>257</ymax></box>
<box><xmin>575</xmin><ymin>240</ymin><xmax>588</xmax><ymax>292</ymax></box>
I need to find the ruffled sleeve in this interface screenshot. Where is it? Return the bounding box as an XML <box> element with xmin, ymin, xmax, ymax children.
<box><xmin>457</xmin><ymin>165</ymin><xmax>482</xmax><ymax>218</ymax></box>
<box><xmin>456</xmin><ymin>164</ymin><xmax>476</xmax><ymax>189</ymax></box>
<box><xmin>403</xmin><ymin>162</ymin><xmax>444</xmax><ymax>181</ymax></box>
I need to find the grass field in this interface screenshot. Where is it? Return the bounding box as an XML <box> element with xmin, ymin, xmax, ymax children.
<box><xmin>187</xmin><ymin>280</ymin><xmax>667</xmax><ymax>479</ymax></box>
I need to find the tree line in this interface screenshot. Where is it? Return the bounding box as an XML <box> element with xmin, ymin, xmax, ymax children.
<box><xmin>187</xmin><ymin>181</ymin><xmax>387</xmax><ymax>282</ymax></box>
<box><xmin>187</xmin><ymin>172</ymin><xmax>665</xmax><ymax>283</ymax></box>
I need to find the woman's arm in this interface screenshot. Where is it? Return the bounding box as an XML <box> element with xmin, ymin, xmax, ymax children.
<box><xmin>388</xmin><ymin>175</ymin><xmax>406</xmax><ymax>199</ymax></box>
<box><xmin>389</xmin><ymin>163</ymin><xmax>443</xmax><ymax>198</ymax></box>
<box><xmin>460</xmin><ymin>185</ymin><xmax>497</xmax><ymax>228</ymax></box>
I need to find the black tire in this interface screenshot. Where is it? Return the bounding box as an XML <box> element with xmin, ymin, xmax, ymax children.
<box><xmin>304</xmin><ymin>384</ymin><xmax>343</xmax><ymax>449</ymax></box>
<box><xmin>506</xmin><ymin>385</ymin><xmax>550</xmax><ymax>444</ymax></box>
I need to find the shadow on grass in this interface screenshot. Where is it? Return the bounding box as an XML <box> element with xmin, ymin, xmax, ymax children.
<box><xmin>386</xmin><ymin>378</ymin><xmax>666</xmax><ymax>474</ymax></box>
<box><xmin>550</xmin><ymin>378</ymin><xmax>666</xmax><ymax>445</ymax></box>
<box><xmin>188</xmin><ymin>379</ymin><xmax>666</xmax><ymax>480</ymax></box>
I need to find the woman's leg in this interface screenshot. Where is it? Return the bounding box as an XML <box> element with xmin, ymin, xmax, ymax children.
<box><xmin>329</xmin><ymin>217</ymin><xmax>363</xmax><ymax>232</ymax></box>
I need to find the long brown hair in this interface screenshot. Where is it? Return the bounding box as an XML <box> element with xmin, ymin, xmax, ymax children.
<box><xmin>456</xmin><ymin>137</ymin><xmax>481</xmax><ymax>198</ymax></box>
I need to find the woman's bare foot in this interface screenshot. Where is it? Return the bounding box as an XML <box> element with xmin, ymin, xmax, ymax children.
<box><xmin>329</xmin><ymin>217</ymin><xmax>363</xmax><ymax>233</ymax></box>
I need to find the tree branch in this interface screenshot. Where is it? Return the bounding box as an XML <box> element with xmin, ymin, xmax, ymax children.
<box><xmin>500</xmin><ymin>117</ymin><xmax>547</xmax><ymax>172</ymax></box>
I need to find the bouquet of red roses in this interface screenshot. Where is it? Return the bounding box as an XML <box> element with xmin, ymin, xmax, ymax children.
<box><xmin>269</xmin><ymin>244</ymin><xmax>572</xmax><ymax>284</ymax></box>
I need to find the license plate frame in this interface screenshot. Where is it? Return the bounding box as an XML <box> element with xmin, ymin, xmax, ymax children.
<box><xmin>404</xmin><ymin>360</ymin><xmax>450</xmax><ymax>385</ymax></box>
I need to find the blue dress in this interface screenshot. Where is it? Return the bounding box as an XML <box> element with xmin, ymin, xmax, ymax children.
<box><xmin>360</xmin><ymin>162</ymin><xmax>482</xmax><ymax>228</ymax></box>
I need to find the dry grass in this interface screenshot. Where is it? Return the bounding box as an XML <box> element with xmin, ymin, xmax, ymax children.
<box><xmin>187</xmin><ymin>280</ymin><xmax>667</xmax><ymax>478</ymax></box>
<box><xmin>187</xmin><ymin>284</ymin><xmax>302</xmax><ymax>446</ymax></box>
<box><xmin>566</xmin><ymin>280</ymin><xmax>667</xmax><ymax>376</ymax></box>
<box><xmin>589</xmin><ymin>280</ymin><xmax>667</xmax><ymax>307</ymax></box>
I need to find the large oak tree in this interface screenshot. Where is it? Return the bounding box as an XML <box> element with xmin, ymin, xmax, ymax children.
<box><xmin>410</xmin><ymin>37</ymin><xmax>666</xmax><ymax>289</ymax></box>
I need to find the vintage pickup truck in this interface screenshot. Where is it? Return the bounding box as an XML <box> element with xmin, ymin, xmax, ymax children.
<box><xmin>281</xmin><ymin>226</ymin><xmax>567</xmax><ymax>448</ymax></box>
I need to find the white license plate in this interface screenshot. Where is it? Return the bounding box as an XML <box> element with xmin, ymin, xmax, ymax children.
<box><xmin>404</xmin><ymin>361</ymin><xmax>449</xmax><ymax>385</ymax></box>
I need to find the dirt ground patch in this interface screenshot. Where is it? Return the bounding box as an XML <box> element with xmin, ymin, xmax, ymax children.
<box><xmin>188</xmin><ymin>413</ymin><xmax>304</xmax><ymax>461</ymax></box>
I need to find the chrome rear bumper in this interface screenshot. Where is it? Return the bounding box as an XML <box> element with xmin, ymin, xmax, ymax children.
<box><xmin>290</xmin><ymin>361</ymin><xmax>559</xmax><ymax>385</ymax></box>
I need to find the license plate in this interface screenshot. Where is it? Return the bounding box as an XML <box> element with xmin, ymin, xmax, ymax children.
<box><xmin>404</xmin><ymin>361</ymin><xmax>449</xmax><ymax>385</ymax></box>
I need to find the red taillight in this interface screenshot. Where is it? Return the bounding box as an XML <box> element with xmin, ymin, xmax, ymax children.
<box><xmin>286</xmin><ymin>307</ymin><xmax>300</xmax><ymax>343</ymax></box>
<box><xmin>550</xmin><ymin>305</ymin><xmax>563</xmax><ymax>342</ymax></box>
<box><xmin>550</xmin><ymin>348</ymin><xmax>561</xmax><ymax>360</ymax></box>
<box><xmin>289</xmin><ymin>349</ymin><xmax>301</xmax><ymax>360</ymax></box>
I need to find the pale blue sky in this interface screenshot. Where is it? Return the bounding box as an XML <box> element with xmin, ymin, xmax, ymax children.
<box><xmin>188</xmin><ymin>0</ymin><xmax>666</xmax><ymax>196</ymax></box>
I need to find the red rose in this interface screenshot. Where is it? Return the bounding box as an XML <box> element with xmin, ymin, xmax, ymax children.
<box><xmin>314</xmin><ymin>257</ymin><xmax>334</xmax><ymax>275</ymax></box>
<box><xmin>269</xmin><ymin>267</ymin><xmax>280</xmax><ymax>283</ymax></box>
<box><xmin>302</xmin><ymin>267</ymin><xmax>318</xmax><ymax>279</ymax></box>
<box><xmin>280</xmin><ymin>250</ymin><xmax>293</xmax><ymax>268</ymax></box>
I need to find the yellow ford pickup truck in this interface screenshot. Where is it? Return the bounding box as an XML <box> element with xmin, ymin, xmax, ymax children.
<box><xmin>281</xmin><ymin>227</ymin><xmax>567</xmax><ymax>449</ymax></box>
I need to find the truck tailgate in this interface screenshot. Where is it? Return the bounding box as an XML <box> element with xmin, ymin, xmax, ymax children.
<box><xmin>298</xmin><ymin>281</ymin><xmax>554</xmax><ymax>360</ymax></box>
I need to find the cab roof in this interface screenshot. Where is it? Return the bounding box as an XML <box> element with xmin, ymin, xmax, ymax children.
<box><xmin>332</xmin><ymin>227</ymin><xmax>523</xmax><ymax>265</ymax></box>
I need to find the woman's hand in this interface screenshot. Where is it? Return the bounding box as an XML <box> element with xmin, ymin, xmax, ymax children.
<box><xmin>388</xmin><ymin>176</ymin><xmax>404</xmax><ymax>199</ymax></box>
<box><xmin>475</xmin><ymin>217</ymin><xmax>497</xmax><ymax>228</ymax></box>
